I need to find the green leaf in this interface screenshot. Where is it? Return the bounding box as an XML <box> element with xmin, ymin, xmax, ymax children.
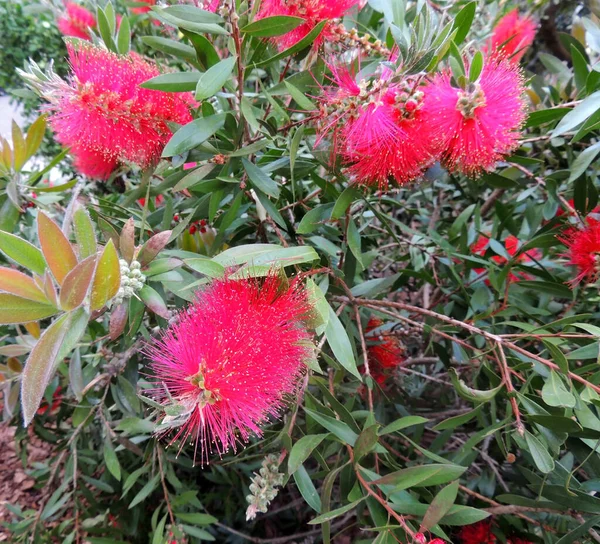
<box><xmin>141</xmin><ymin>36</ymin><xmax>197</xmax><ymax>63</ymax></box>
<box><xmin>138</xmin><ymin>284</ymin><xmax>170</xmax><ymax>318</ymax></box>
<box><xmin>90</xmin><ymin>240</ymin><xmax>120</xmax><ymax>311</ymax></box>
<box><xmin>284</xmin><ymin>81</ymin><xmax>316</xmax><ymax>111</ymax></box>
<box><xmin>175</xmin><ymin>513</ymin><xmax>217</xmax><ymax>525</ymax></box>
<box><xmin>433</xmin><ymin>406</ymin><xmax>482</xmax><ymax>431</ymax></box>
<box><xmin>421</xmin><ymin>481</ymin><xmax>459</xmax><ymax>532</ymax></box>
<box><xmin>21</xmin><ymin>308</ymin><xmax>88</xmax><ymax>426</ymax></box>
<box><xmin>372</xmin><ymin>464</ymin><xmax>467</xmax><ymax>490</ymax></box>
<box><xmin>242</xmin><ymin>158</ymin><xmax>280</xmax><ymax>198</ymax></box>
<box><xmin>0</xmin><ymin>294</ymin><xmax>58</xmax><ymax>324</ymax></box>
<box><xmin>552</xmin><ymin>91</ymin><xmax>600</xmax><ymax>137</ymax></box>
<box><xmin>325</xmin><ymin>306</ymin><xmax>360</xmax><ymax>379</ymax></box>
<box><xmin>451</xmin><ymin>1</ymin><xmax>476</xmax><ymax>44</ymax></box>
<box><xmin>117</xmin><ymin>15</ymin><xmax>131</xmax><ymax>54</ymax></box>
<box><xmin>294</xmin><ymin>465</ymin><xmax>321</xmax><ymax>512</ymax></box>
<box><xmin>73</xmin><ymin>208</ymin><xmax>97</xmax><ymax>259</ymax></box>
<box><xmin>129</xmin><ymin>474</ymin><xmax>160</xmax><ymax>509</ymax></box>
<box><xmin>241</xmin><ymin>15</ymin><xmax>305</xmax><ymax>37</ymax></box>
<box><xmin>252</xmin><ymin>20</ymin><xmax>328</xmax><ymax>68</ymax></box>
<box><xmin>541</xmin><ymin>370</ymin><xmax>576</xmax><ymax>408</ymax></box>
<box><xmin>104</xmin><ymin>440</ymin><xmax>122</xmax><ymax>481</ymax></box>
<box><xmin>162</xmin><ymin>114</ymin><xmax>226</xmax><ymax>157</ymax></box>
<box><xmin>141</xmin><ymin>72</ymin><xmax>201</xmax><ymax>92</ymax></box>
<box><xmin>378</xmin><ymin>416</ymin><xmax>429</xmax><ymax>436</ymax></box>
<box><xmin>331</xmin><ymin>186</ymin><xmax>359</xmax><ymax>220</ymax></box>
<box><xmin>38</xmin><ymin>212</ymin><xmax>78</xmax><ymax>286</ymax></box>
<box><xmin>25</xmin><ymin>115</ymin><xmax>47</xmax><ymax>160</ymax></box>
<box><xmin>346</xmin><ymin>217</ymin><xmax>363</xmax><ymax>267</ymax></box>
<box><xmin>569</xmin><ymin>141</ymin><xmax>600</xmax><ymax>182</ymax></box>
<box><xmin>354</xmin><ymin>425</ymin><xmax>379</xmax><ymax>464</ymax></box>
<box><xmin>195</xmin><ymin>56</ymin><xmax>237</xmax><ymax>101</ymax></box>
<box><xmin>555</xmin><ymin>515</ymin><xmax>600</xmax><ymax>544</ymax></box>
<box><xmin>304</xmin><ymin>408</ymin><xmax>358</xmax><ymax>446</ymax></box>
<box><xmin>97</xmin><ymin>7</ymin><xmax>117</xmax><ymax>52</ymax></box>
<box><xmin>308</xmin><ymin>498</ymin><xmax>364</xmax><ymax>524</ymax></box>
<box><xmin>523</xmin><ymin>430</ymin><xmax>555</xmax><ymax>474</ymax></box>
<box><xmin>0</xmin><ymin>230</ymin><xmax>46</xmax><ymax>275</ymax></box>
<box><xmin>288</xmin><ymin>434</ymin><xmax>328</xmax><ymax>475</ymax></box>
<box><xmin>448</xmin><ymin>368</ymin><xmax>503</xmax><ymax>403</ymax></box>
<box><xmin>469</xmin><ymin>51</ymin><xmax>483</xmax><ymax>82</ymax></box>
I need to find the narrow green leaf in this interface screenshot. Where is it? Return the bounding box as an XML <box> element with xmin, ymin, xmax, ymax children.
<box><xmin>162</xmin><ymin>114</ymin><xmax>226</xmax><ymax>157</ymax></box>
<box><xmin>288</xmin><ymin>434</ymin><xmax>328</xmax><ymax>474</ymax></box>
<box><xmin>541</xmin><ymin>370</ymin><xmax>576</xmax><ymax>408</ymax></box>
<box><xmin>241</xmin><ymin>15</ymin><xmax>304</xmax><ymax>37</ymax></box>
<box><xmin>0</xmin><ymin>230</ymin><xmax>46</xmax><ymax>275</ymax></box>
<box><xmin>73</xmin><ymin>207</ymin><xmax>97</xmax><ymax>259</ymax></box>
<box><xmin>325</xmin><ymin>306</ymin><xmax>360</xmax><ymax>379</ymax></box>
<box><xmin>294</xmin><ymin>465</ymin><xmax>322</xmax><ymax>513</ymax></box>
<box><xmin>242</xmin><ymin>158</ymin><xmax>280</xmax><ymax>198</ymax></box>
<box><xmin>21</xmin><ymin>308</ymin><xmax>88</xmax><ymax>426</ymax></box>
<box><xmin>195</xmin><ymin>56</ymin><xmax>237</xmax><ymax>101</ymax></box>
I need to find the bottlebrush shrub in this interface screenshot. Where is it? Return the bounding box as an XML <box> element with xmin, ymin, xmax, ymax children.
<box><xmin>4</xmin><ymin>1</ymin><xmax>600</xmax><ymax>543</ymax></box>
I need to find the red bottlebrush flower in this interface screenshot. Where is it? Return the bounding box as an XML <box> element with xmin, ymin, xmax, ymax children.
<box><xmin>363</xmin><ymin>318</ymin><xmax>404</xmax><ymax>384</ymax></box>
<box><xmin>423</xmin><ymin>56</ymin><xmax>527</xmax><ymax>177</ymax></box>
<box><xmin>556</xmin><ymin>198</ymin><xmax>600</xmax><ymax>218</ymax></box>
<box><xmin>471</xmin><ymin>234</ymin><xmax>541</xmax><ymax>283</ymax></box>
<box><xmin>131</xmin><ymin>0</ymin><xmax>156</xmax><ymax>15</ymax></box>
<box><xmin>57</xmin><ymin>2</ymin><xmax>97</xmax><ymax>40</ymax></box>
<box><xmin>458</xmin><ymin>520</ymin><xmax>496</xmax><ymax>544</ymax></box>
<box><xmin>559</xmin><ymin>218</ymin><xmax>600</xmax><ymax>284</ymax></box>
<box><xmin>489</xmin><ymin>9</ymin><xmax>537</xmax><ymax>63</ymax></box>
<box><xmin>146</xmin><ymin>273</ymin><xmax>313</xmax><ymax>464</ymax></box>
<box><xmin>256</xmin><ymin>0</ymin><xmax>360</xmax><ymax>51</ymax></box>
<box><xmin>36</xmin><ymin>386</ymin><xmax>63</xmax><ymax>415</ymax></box>
<box><xmin>138</xmin><ymin>194</ymin><xmax>165</xmax><ymax>208</ymax></box>
<box><xmin>317</xmin><ymin>65</ymin><xmax>438</xmax><ymax>189</ymax></box>
<box><xmin>46</xmin><ymin>42</ymin><xmax>194</xmax><ymax>180</ymax></box>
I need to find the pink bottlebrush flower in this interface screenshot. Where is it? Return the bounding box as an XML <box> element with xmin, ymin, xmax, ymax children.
<box><xmin>489</xmin><ymin>9</ymin><xmax>537</xmax><ymax>63</ymax></box>
<box><xmin>256</xmin><ymin>0</ymin><xmax>360</xmax><ymax>51</ymax></box>
<box><xmin>201</xmin><ymin>0</ymin><xmax>221</xmax><ymax>12</ymax></box>
<box><xmin>559</xmin><ymin>218</ymin><xmax>600</xmax><ymax>284</ymax></box>
<box><xmin>57</xmin><ymin>2</ymin><xmax>97</xmax><ymax>40</ymax></box>
<box><xmin>71</xmin><ymin>147</ymin><xmax>119</xmax><ymax>179</ymax></box>
<box><xmin>46</xmin><ymin>42</ymin><xmax>194</xmax><ymax>180</ymax></box>
<box><xmin>317</xmin><ymin>64</ymin><xmax>437</xmax><ymax>189</ymax></box>
<box><xmin>146</xmin><ymin>273</ymin><xmax>314</xmax><ymax>464</ymax></box>
<box><xmin>471</xmin><ymin>234</ymin><xmax>541</xmax><ymax>284</ymax></box>
<box><xmin>423</xmin><ymin>56</ymin><xmax>527</xmax><ymax>177</ymax></box>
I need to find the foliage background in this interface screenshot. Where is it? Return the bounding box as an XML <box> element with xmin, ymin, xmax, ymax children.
<box><xmin>3</xmin><ymin>0</ymin><xmax>600</xmax><ymax>543</ymax></box>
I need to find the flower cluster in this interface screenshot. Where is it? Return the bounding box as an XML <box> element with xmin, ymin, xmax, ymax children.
<box><xmin>256</xmin><ymin>0</ymin><xmax>360</xmax><ymax>51</ymax></box>
<box><xmin>245</xmin><ymin>454</ymin><xmax>285</xmax><ymax>520</ymax></box>
<box><xmin>114</xmin><ymin>259</ymin><xmax>146</xmax><ymax>306</ymax></box>
<box><xmin>458</xmin><ymin>520</ymin><xmax>533</xmax><ymax>544</ymax></box>
<box><xmin>488</xmin><ymin>9</ymin><xmax>537</xmax><ymax>63</ymax></box>
<box><xmin>146</xmin><ymin>273</ymin><xmax>313</xmax><ymax>464</ymax></box>
<box><xmin>318</xmin><ymin>55</ymin><xmax>527</xmax><ymax>188</ymax></box>
<box><xmin>560</xmin><ymin>218</ymin><xmax>600</xmax><ymax>284</ymax></box>
<box><xmin>57</xmin><ymin>2</ymin><xmax>97</xmax><ymax>40</ymax></box>
<box><xmin>44</xmin><ymin>42</ymin><xmax>194</xmax><ymax>179</ymax></box>
<box><xmin>471</xmin><ymin>234</ymin><xmax>541</xmax><ymax>284</ymax></box>
<box><xmin>365</xmin><ymin>317</ymin><xmax>405</xmax><ymax>385</ymax></box>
